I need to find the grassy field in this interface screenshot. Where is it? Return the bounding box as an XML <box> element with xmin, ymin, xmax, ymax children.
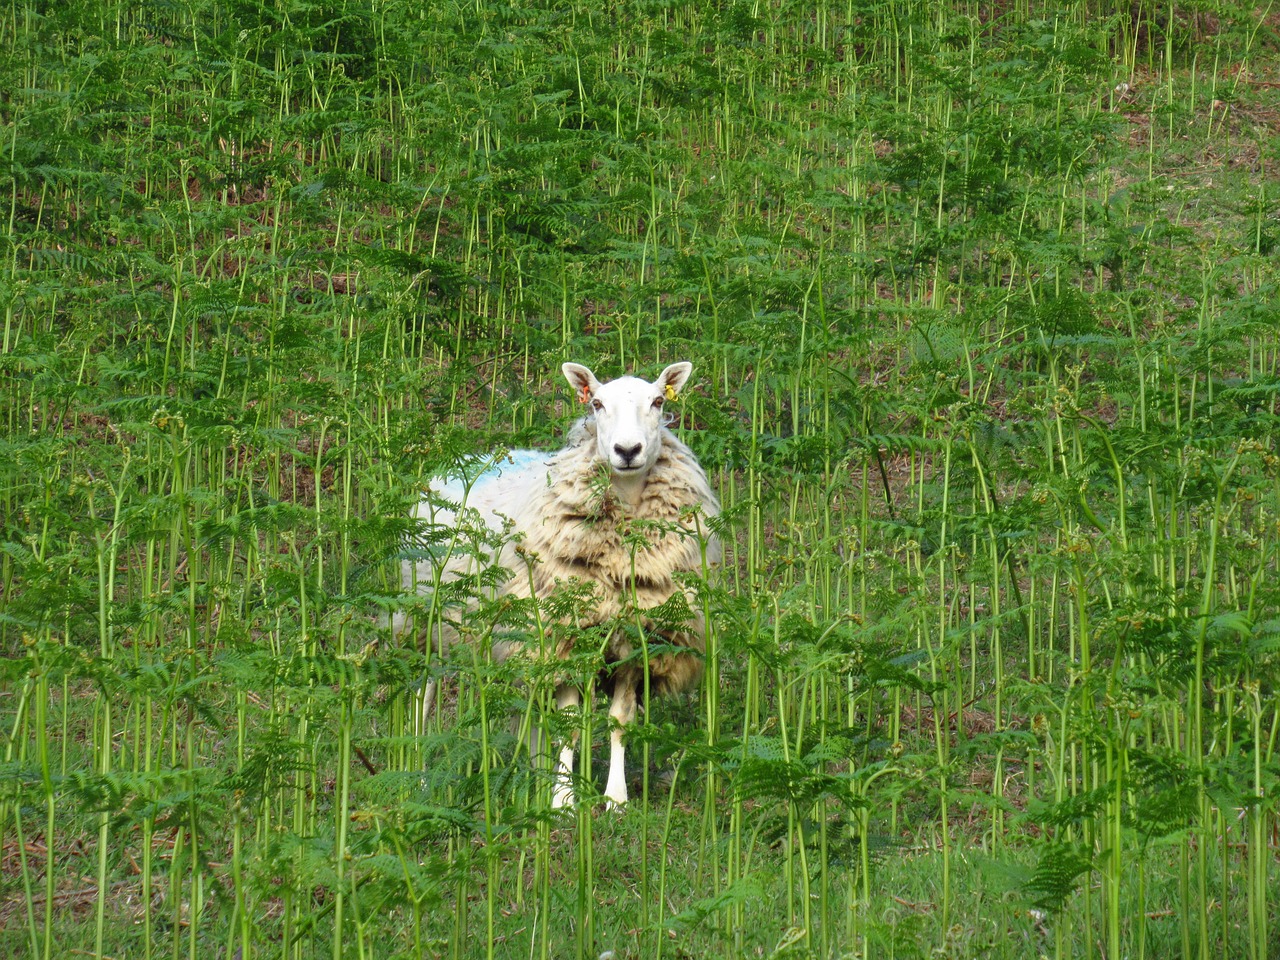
<box><xmin>3</xmin><ymin>0</ymin><xmax>1280</xmax><ymax>957</ymax></box>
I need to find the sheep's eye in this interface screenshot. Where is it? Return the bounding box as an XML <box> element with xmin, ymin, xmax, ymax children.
<box><xmin>591</xmin><ymin>399</ymin><xmax>604</xmax><ymax>412</ymax></box>
<box><xmin>652</xmin><ymin>396</ymin><xmax>665</xmax><ymax>409</ymax></box>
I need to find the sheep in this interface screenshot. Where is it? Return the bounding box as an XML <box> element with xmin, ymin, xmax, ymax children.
<box><xmin>401</xmin><ymin>361</ymin><xmax>720</xmax><ymax>808</ymax></box>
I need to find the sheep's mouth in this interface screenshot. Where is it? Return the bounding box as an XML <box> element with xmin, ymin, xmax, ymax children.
<box><xmin>612</xmin><ymin>461</ymin><xmax>647</xmax><ymax>474</ymax></box>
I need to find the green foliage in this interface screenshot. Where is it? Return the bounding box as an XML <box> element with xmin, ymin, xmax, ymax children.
<box><xmin>3</xmin><ymin>0</ymin><xmax>1280</xmax><ymax>958</ymax></box>
<box><xmin>1026</xmin><ymin>843</ymin><xmax>1095</xmax><ymax>913</ymax></box>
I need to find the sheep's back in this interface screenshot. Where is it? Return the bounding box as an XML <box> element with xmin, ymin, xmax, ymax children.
<box><xmin>407</xmin><ymin>450</ymin><xmax>553</xmax><ymax>590</ymax></box>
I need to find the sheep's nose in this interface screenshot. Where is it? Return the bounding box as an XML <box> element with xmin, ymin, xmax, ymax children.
<box><xmin>614</xmin><ymin>442</ymin><xmax>642</xmax><ymax>465</ymax></box>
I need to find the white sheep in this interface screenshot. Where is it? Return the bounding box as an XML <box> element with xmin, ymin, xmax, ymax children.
<box><xmin>402</xmin><ymin>361</ymin><xmax>720</xmax><ymax>807</ymax></box>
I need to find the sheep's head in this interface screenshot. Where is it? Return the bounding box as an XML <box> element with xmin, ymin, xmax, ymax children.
<box><xmin>562</xmin><ymin>361</ymin><xmax>693</xmax><ymax>493</ymax></box>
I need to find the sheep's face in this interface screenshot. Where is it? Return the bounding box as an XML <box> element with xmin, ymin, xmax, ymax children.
<box><xmin>562</xmin><ymin>361</ymin><xmax>693</xmax><ymax>487</ymax></box>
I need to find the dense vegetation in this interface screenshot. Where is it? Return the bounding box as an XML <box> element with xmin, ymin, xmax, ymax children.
<box><xmin>2</xmin><ymin>0</ymin><xmax>1279</xmax><ymax>957</ymax></box>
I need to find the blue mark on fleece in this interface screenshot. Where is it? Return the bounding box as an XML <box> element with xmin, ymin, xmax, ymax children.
<box><xmin>438</xmin><ymin>449</ymin><xmax>550</xmax><ymax>497</ymax></box>
<box><xmin>490</xmin><ymin>449</ymin><xmax>547</xmax><ymax>476</ymax></box>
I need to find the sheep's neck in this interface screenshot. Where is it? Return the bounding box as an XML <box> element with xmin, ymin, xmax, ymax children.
<box><xmin>609</xmin><ymin>472</ymin><xmax>647</xmax><ymax>511</ymax></box>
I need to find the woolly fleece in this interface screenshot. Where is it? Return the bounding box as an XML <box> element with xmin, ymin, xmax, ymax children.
<box><xmin>415</xmin><ymin>417</ymin><xmax>720</xmax><ymax>695</ymax></box>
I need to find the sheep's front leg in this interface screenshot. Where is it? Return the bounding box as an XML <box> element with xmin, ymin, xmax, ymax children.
<box><xmin>417</xmin><ymin>678</ymin><xmax>438</xmax><ymax>734</ymax></box>
<box><xmin>551</xmin><ymin>684</ymin><xmax>581</xmax><ymax>809</ymax></box>
<box><xmin>604</xmin><ymin>669</ymin><xmax>639</xmax><ymax>808</ymax></box>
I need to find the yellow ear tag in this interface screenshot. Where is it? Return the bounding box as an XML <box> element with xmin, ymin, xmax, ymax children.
<box><xmin>664</xmin><ymin>383</ymin><xmax>678</xmax><ymax>401</ymax></box>
<box><xmin>578</xmin><ymin>383</ymin><xmax>591</xmax><ymax>404</ymax></box>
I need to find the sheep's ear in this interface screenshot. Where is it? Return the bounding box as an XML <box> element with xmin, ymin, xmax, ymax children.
<box><xmin>562</xmin><ymin>362</ymin><xmax>602</xmax><ymax>403</ymax></box>
<box><xmin>655</xmin><ymin>362</ymin><xmax>693</xmax><ymax>397</ymax></box>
